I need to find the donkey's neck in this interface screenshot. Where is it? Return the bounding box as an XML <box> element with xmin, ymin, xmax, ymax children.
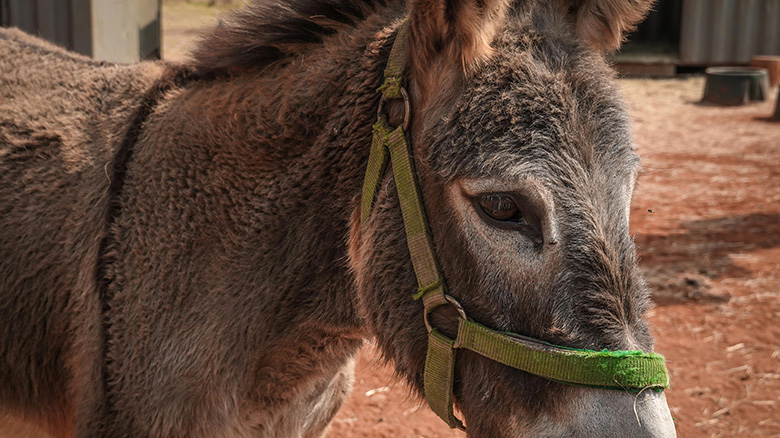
<box><xmin>109</xmin><ymin>18</ymin><xmax>400</xmax><ymax>428</ymax></box>
<box><xmin>148</xmin><ymin>20</ymin><xmax>398</xmax><ymax>336</ymax></box>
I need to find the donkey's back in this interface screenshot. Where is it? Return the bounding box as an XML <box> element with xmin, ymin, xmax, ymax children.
<box><xmin>0</xmin><ymin>28</ymin><xmax>166</xmax><ymax>434</ymax></box>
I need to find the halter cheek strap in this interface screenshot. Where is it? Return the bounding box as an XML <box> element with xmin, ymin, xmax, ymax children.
<box><xmin>360</xmin><ymin>21</ymin><xmax>669</xmax><ymax>431</ymax></box>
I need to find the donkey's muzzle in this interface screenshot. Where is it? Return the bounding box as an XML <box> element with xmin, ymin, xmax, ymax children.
<box><xmin>565</xmin><ymin>389</ymin><xmax>676</xmax><ymax>438</ymax></box>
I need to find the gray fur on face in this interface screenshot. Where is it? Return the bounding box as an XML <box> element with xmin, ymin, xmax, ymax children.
<box><xmin>421</xmin><ymin>11</ymin><xmax>651</xmax><ymax>351</ymax></box>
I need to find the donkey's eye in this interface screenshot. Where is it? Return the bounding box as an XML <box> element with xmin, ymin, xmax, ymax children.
<box><xmin>474</xmin><ymin>193</ymin><xmax>544</xmax><ymax>243</ymax></box>
<box><xmin>477</xmin><ymin>194</ymin><xmax>522</xmax><ymax>222</ymax></box>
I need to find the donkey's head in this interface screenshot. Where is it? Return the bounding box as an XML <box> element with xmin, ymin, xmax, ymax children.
<box><xmin>350</xmin><ymin>0</ymin><xmax>675</xmax><ymax>436</ymax></box>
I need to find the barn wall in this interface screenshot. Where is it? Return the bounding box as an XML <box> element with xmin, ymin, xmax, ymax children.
<box><xmin>1</xmin><ymin>0</ymin><xmax>77</xmax><ymax>48</ymax></box>
<box><xmin>626</xmin><ymin>0</ymin><xmax>683</xmax><ymax>49</ymax></box>
<box><xmin>680</xmin><ymin>0</ymin><xmax>780</xmax><ymax>65</ymax></box>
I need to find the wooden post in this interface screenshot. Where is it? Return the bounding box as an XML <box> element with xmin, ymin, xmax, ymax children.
<box><xmin>751</xmin><ymin>56</ymin><xmax>780</xmax><ymax>89</ymax></box>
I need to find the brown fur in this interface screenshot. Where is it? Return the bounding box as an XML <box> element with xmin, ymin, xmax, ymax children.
<box><xmin>0</xmin><ymin>0</ymin><xmax>673</xmax><ymax>436</ymax></box>
<box><xmin>566</xmin><ymin>0</ymin><xmax>655</xmax><ymax>51</ymax></box>
<box><xmin>407</xmin><ymin>0</ymin><xmax>512</xmax><ymax>103</ymax></box>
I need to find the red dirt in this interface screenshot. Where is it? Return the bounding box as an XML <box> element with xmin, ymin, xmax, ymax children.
<box><xmin>329</xmin><ymin>79</ymin><xmax>780</xmax><ymax>438</ymax></box>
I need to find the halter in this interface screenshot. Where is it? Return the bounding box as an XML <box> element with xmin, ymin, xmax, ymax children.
<box><xmin>360</xmin><ymin>22</ymin><xmax>670</xmax><ymax>430</ymax></box>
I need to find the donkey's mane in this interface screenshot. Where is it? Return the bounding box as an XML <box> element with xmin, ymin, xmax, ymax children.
<box><xmin>191</xmin><ymin>0</ymin><xmax>399</xmax><ymax>76</ymax></box>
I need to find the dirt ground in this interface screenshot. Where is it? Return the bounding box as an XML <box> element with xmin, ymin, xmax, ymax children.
<box><xmin>161</xmin><ymin>0</ymin><xmax>239</xmax><ymax>62</ymax></box>
<box><xmin>161</xmin><ymin>3</ymin><xmax>780</xmax><ymax>436</ymax></box>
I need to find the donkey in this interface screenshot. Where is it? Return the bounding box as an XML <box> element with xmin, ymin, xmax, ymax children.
<box><xmin>0</xmin><ymin>0</ymin><xmax>676</xmax><ymax>436</ymax></box>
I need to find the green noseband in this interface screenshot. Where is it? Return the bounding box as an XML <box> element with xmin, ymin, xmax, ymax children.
<box><xmin>360</xmin><ymin>21</ymin><xmax>670</xmax><ymax>430</ymax></box>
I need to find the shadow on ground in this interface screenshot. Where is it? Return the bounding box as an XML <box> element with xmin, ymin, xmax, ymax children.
<box><xmin>637</xmin><ymin>213</ymin><xmax>780</xmax><ymax>306</ymax></box>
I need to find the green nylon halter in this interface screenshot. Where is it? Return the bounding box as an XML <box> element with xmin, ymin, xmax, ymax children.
<box><xmin>361</xmin><ymin>21</ymin><xmax>670</xmax><ymax>430</ymax></box>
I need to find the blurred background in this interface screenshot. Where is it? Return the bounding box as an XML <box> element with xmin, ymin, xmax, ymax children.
<box><xmin>1</xmin><ymin>0</ymin><xmax>778</xmax><ymax>67</ymax></box>
<box><xmin>1</xmin><ymin>1</ymin><xmax>779</xmax><ymax>437</ymax></box>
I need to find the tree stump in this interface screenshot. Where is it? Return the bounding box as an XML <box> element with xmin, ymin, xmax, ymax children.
<box><xmin>751</xmin><ymin>56</ymin><xmax>780</xmax><ymax>88</ymax></box>
<box><xmin>702</xmin><ymin>67</ymin><xmax>770</xmax><ymax>106</ymax></box>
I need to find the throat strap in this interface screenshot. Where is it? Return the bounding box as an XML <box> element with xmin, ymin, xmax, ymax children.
<box><xmin>361</xmin><ymin>21</ymin><xmax>449</xmax><ymax>311</ymax></box>
<box><xmin>361</xmin><ymin>20</ymin><xmax>459</xmax><ymax>427</ymax></box>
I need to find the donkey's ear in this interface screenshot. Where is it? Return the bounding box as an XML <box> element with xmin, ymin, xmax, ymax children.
<box><xmin>407</xmin><ymin>0</ymin><xmax>512</xmax><ymax>94</ymax></box>
<box><xmin>567</xmin><ymin>0</ymin><xmax>655</xmax><ymax>52</ymax></box>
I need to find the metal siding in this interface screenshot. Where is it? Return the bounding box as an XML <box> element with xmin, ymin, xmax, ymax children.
<box><xmin>12</xmin><ymin>0</ymin><xmax>36</xmax><ymax>34</ymax></box>
<box><xmin>35</xmin><ymin>0</ymin><xmax>57</xmax><ymax>42</ymax></box>
<box><xmin>71</xmin><ymin>0</ymin><xmax>93</xmax><ymax>56</ymax></box>
<box><xmin>2</xmin><ymin>0</ymin><xmax>86</xmax><ymax>55</ymax></box>
<box><xmin>53</xmin><ymin>0</ymin><xmax>72</xmax><ymax>47</ymax></box>
<box><xmin>762</xmin><ymin>1</ymin><xmax>780</xmax><ymax>54</ymax></box>
<box><xmin>627</xmin><ymin>0</ymin><xmax>683</xmax><ymax>44</ymax></box>
<box><xmin>681</xmin><ymin>0</ymin><xmax>780</xmax><ymax>64</ymax></box>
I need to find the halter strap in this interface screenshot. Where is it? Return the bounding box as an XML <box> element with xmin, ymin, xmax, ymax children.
<box><xmin>360</xmin><ymin>20</ymin><xmax>669</xmax><ymax>431</ymax></box>
<box><xmin>361</xmin><ymin>21</ymin><xmax>450</xmax><ymax>310</ymax></box>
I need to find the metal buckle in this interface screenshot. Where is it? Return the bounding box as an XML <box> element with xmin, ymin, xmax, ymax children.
<box><xmin>376</xmin><ymin>86</ymin><xmax>410</xmax><ymax>131</ymax></box>
<box><xmin>423</xmin><ymin>294</ymin><xmax>468</xmax><ymax>336</ymax></box>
